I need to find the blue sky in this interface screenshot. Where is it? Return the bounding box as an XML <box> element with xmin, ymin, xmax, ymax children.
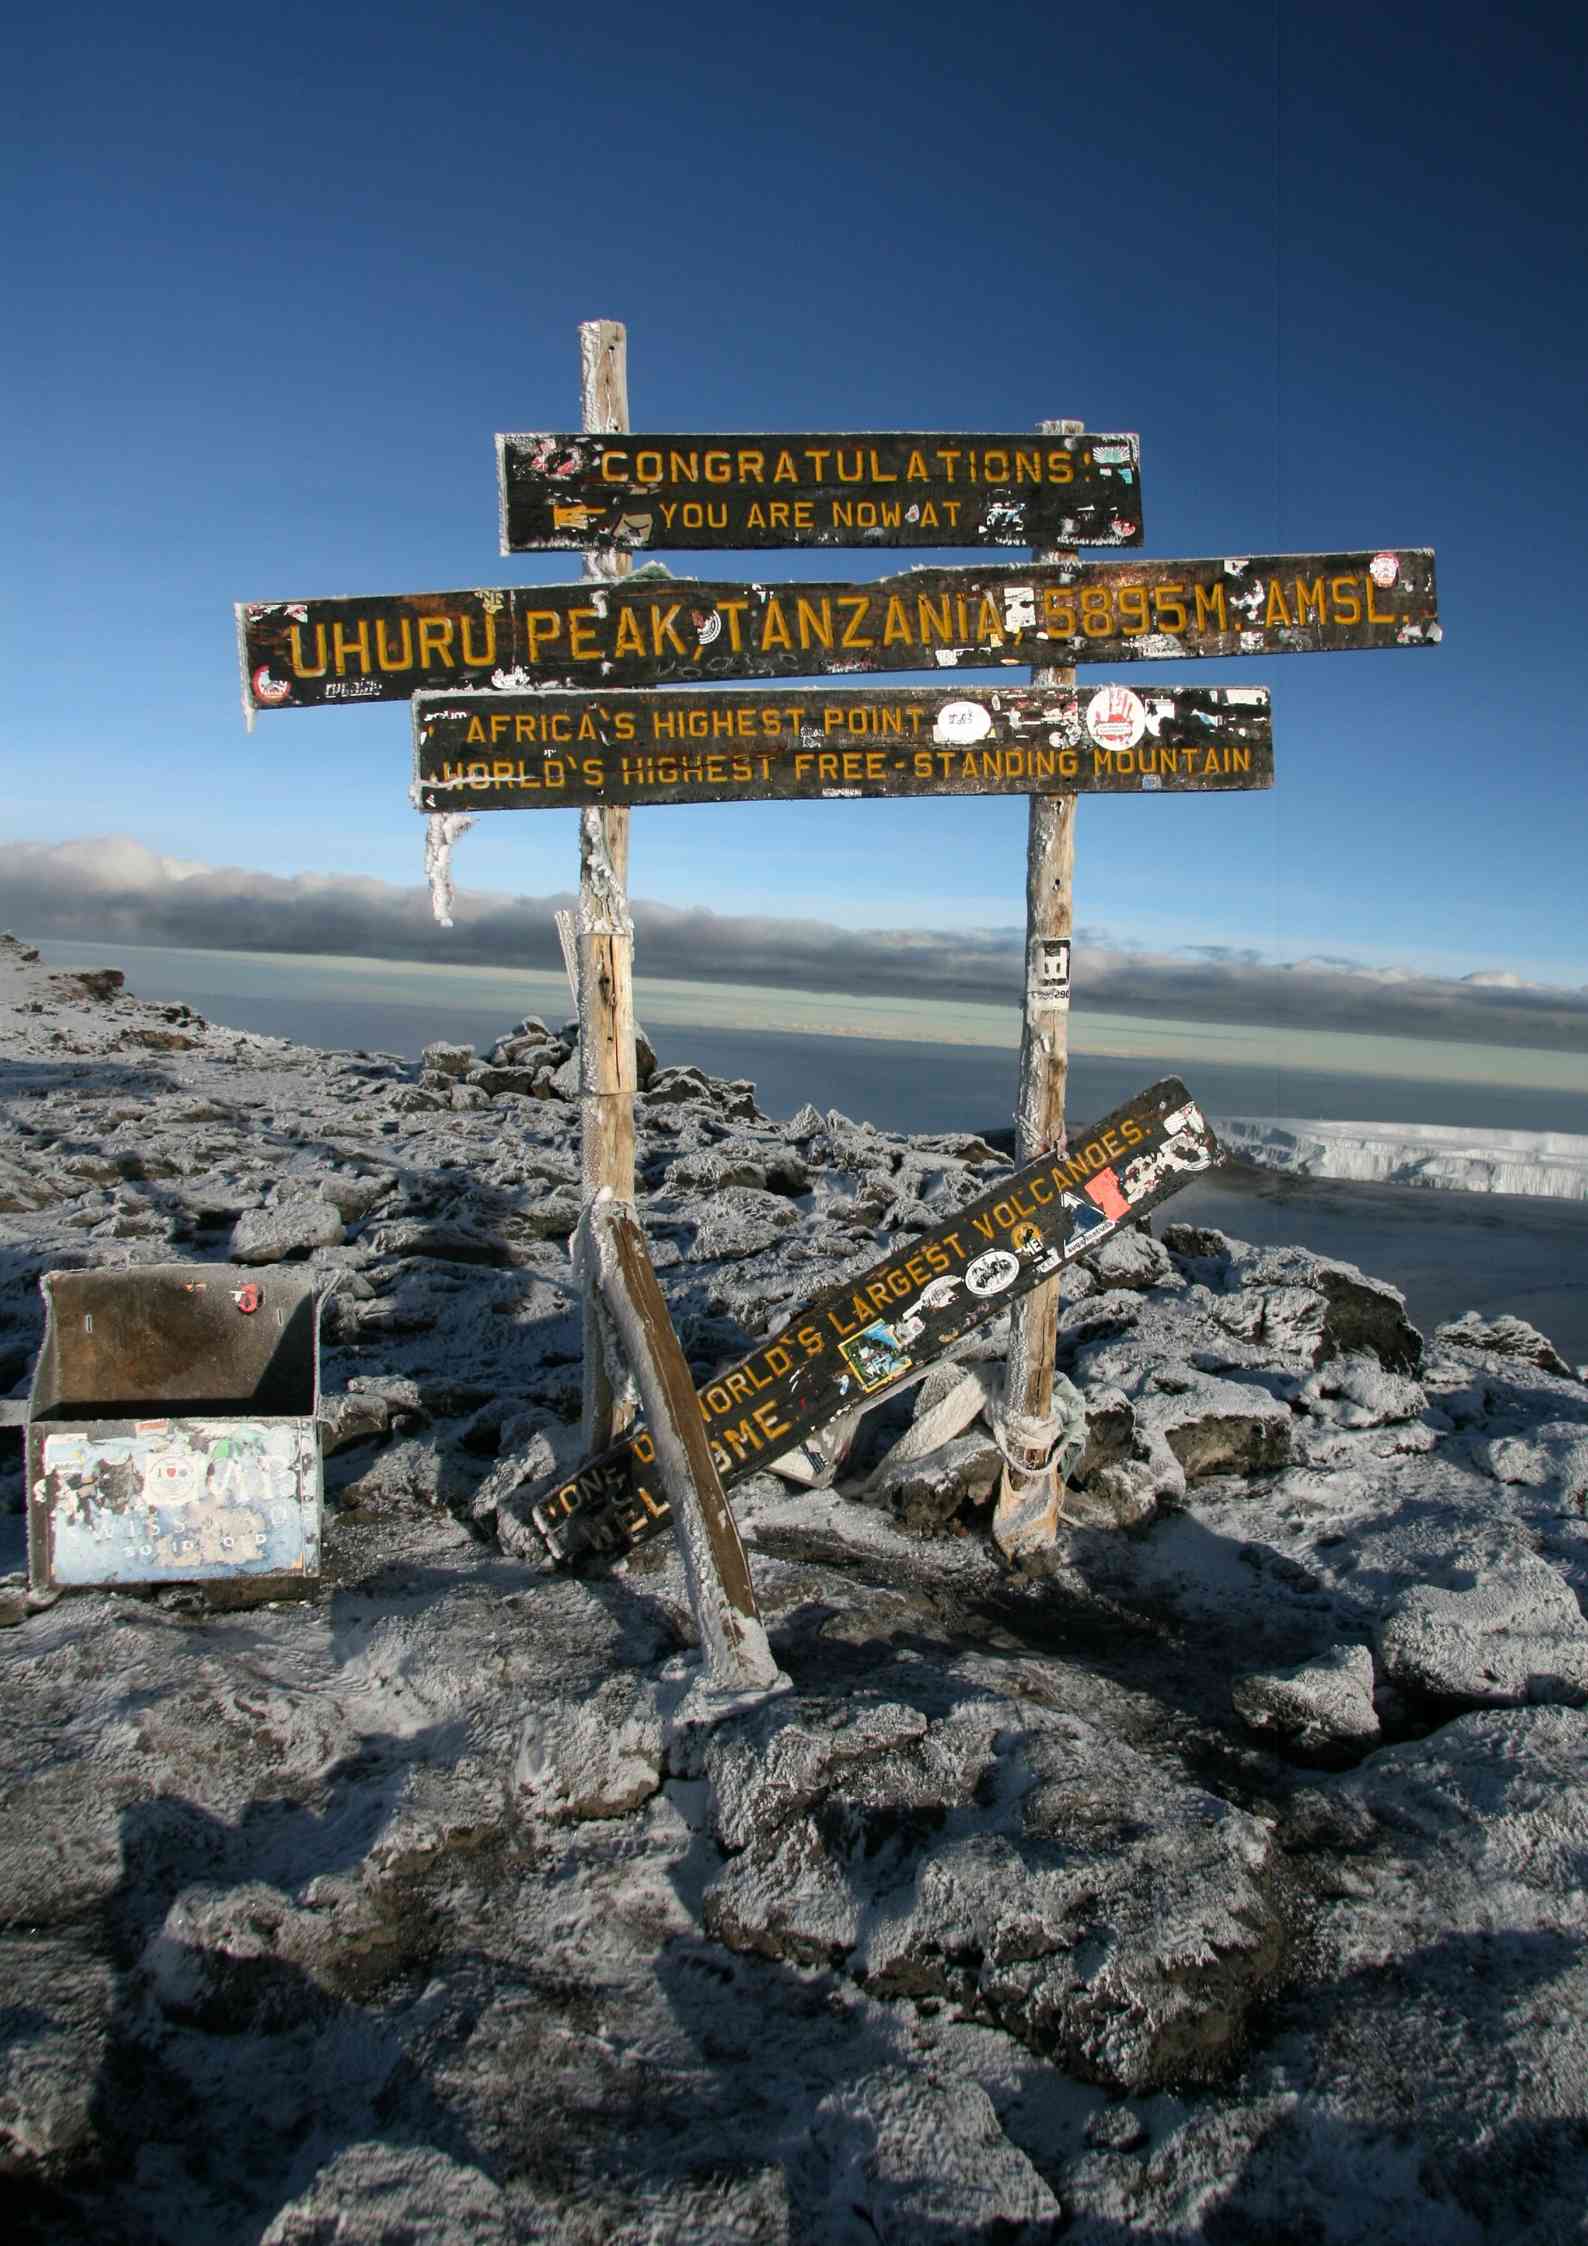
<box><xmin>6</xmin><ymin>0</ymin><xmax>1585</xmax><ymax>991</ymax></box>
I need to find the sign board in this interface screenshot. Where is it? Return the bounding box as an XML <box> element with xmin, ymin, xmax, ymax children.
<box><xmin>26</xmin><ymin>1265</ymin><xmax>323</xmax><ymax>1597</ymax></box>
<box><xmin>413</xmin><ymin>683</ymin><xmax>1273</xmax><ymax>812</ymax></box>
<box><xmin>529</xmin><ymin>1077</ymin><xmax>1223</xmax><ymax>1568</ymax></box>
<box><xmin>498</xmin><ymin>430</ymin><xmax>1144</xmax><ymax>551</ymax></box>
<box><xmin>240</xmin><ymin>550</ymin><xmax>1438</xmax><ymax>715</ymax></box>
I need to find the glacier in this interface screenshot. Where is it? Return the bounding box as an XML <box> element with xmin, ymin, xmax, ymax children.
<box><xmin>1218</xmin><ymin>1114</ymin><xmax>1588</xmax><ymax>1201</ymax></box>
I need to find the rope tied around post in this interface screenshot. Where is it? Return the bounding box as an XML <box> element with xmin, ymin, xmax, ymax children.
<box><xmin>989</xmin><ymin>1370</ymin><xmax>1089</xmax><ymax>1486</ymax></box>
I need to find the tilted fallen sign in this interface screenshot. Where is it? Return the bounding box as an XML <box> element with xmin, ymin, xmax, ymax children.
<box><xmin>498</xmin><ymin>430</ymin><xmax>1144</xmax><ymax>551</ymax></box>
<box><xmin>530</xmin><ymin>1076</ymin><xmax>1222</xmax><ymax>1568</ymax></box>
<box><xmin>238</xmin><ymin>548</ymin><xmax>1438</xmax><ymax>716</ymax></box>
<box><xmin>413</xmin><ymin>683</ymin><xmax>1273</xmax><ymax>812</ymax></box>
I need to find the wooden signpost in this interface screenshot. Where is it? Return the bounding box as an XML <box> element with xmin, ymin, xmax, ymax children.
<box><xmin>234</xmin><ymin>319</ymin><xmax>1442</xmax><ymax>1578</ymax></box>
<box><xmin>531</xmin><ymin>1077</ymin><xmax>1223</xmax><ymax>1569</ymax></box>
<box><xmin>238</xmin><ymin>548</ymin><xmax>1438</xmax><ymax>716</ymax></box>
<box><xmin>412</xmin><ymin>682</ymin><xmax>1273</xmax><ymax>813</ymax></box>
<box><xmin>572</xmin><ymin>320</ymin><xmax>638</xmax><ymax>1463</ymax></box>
<box><xmin>498</xmin><ymin>429</ymin><xmax>1143</xmax><ymax>551</ymax></box>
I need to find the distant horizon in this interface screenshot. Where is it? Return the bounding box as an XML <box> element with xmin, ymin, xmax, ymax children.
<box><xmin>31</xmin><ymin>934</ymin><xmax>1588</xmax><ymax>1118</ymax></box>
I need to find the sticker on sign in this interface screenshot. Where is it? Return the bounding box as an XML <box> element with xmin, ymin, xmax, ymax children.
<box><xmin>1086</xmin><ymin>686</ymin><xmax>1148</xmax><ymax>750</ymax></box>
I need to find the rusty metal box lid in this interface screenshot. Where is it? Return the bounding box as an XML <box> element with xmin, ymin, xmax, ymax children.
<box><xmin>26</xmin><ymin>1265</ymin><xmax>322</xmax><ymax>1596</ymax></box>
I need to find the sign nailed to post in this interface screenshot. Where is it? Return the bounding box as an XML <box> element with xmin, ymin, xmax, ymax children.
<box><xmin>413</xmin><ymin>683</ymin><xmax>1273</xmax><ymax>812</ymax></box>
<box><xmin>498</xmin><ymin>430</ymin><xmax>1144</xmax><ymax>551</ymax></box>
<box><xmin>529</xmin><ymin>1076</ymin><xmax>1224</xmax><ymax>1569</ymax></box>
<box><xmin>240</xmin><ymin>549</ymin><xmax>1438</xmax><ymax>714</ymax></box>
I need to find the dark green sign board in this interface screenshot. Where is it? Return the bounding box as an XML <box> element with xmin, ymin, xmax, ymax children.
<box><xmin>529</xmin><ymin>1077</ymin><xmax>1223</xmax><ymax>1569</ymax></box>
<box><xmin>413</xmin><ymin>683</ymin><xmax>1273</xmax><ymax>812</ymax></box>
<box><xmin>239</xmin><ymin>549</ymin><xmax>1438</xmax><ymax>716</ymax></box>
<box><xmin>497</xmin><ymin>430</ymin><xmax>1143</xmax><ymax>551</ymax></box>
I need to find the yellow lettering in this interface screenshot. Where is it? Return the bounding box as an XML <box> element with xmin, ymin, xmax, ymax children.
<box><xmin>1193</xmin><ymin>583</ymin><xmax>1227</xmax><ymax>634</ymax></box>
<box><xmin>795</xmin><ymin>595</ymin><xmax>833</xmax><ymax>649</ymax></box>
<box><xmin>1365</xmin><ymin>573</ymin><xmax>1396</xmax><ymax>624</ymax></box>
<box><xmin>415</xmin><ymin>617</ymin><xmax>453</xmax><ymax>670</ymax></box>
<box><xmin>375</xmin><ymin>616</ymin><xmax>414</xmax><ymax>670</ymax></box>
<box><xmin>288</xmin><ymin>623</ymin><xmax>328</xmax><ymax>677</ymax></box>
<box><xmin>332</xmin><ymin>619</ymin><xmax>371</xmax><ymax>674</ymax></box>
<box><xmin>837</xmin><ymin>595</ymin><xmax>872</xmax><ymax>648</ymax></box>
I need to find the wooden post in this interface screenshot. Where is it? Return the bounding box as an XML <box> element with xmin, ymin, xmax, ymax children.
<box><xmin>995</xmin><ymin>416</ymin><xmax>1085</xmax><ymax>1560</ymax></box>
<box><xmin>577</xmin><ymin>319</ymin><xmax>638</xmax><ymax>1457</ymax></box>
<box><xmin>579</xmin><ymin>1193</ymin><xmax>782</xmax><ymax>1697</ymax></box>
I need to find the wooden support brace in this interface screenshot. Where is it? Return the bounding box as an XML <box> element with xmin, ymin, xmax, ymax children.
<box><xmin>576</xmin><ymin>1192</ymin><xmax>783</xmax><ymax>1698</ymax></box>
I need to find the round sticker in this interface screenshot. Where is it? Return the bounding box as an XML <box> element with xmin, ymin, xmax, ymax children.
<box><xmin>965</xmin><ymin>1248</ymin><xmax>1020</xmax><ymax>1298</ymax></box>
<box><xmin>692</xmin><ymin>609</ymin><xmax>723</xmax><ymax>644</ymax></box>
<box><xmin>252</xmin><ymin>665</ymin><xmax>291</xmax><ymax>706</ymax></box>
<box><xmin>1085</xmin><ymin>685</ymin><xmax>1147</xmax><ymax>750</ymax></box>
<box><xmin>932</xmin><ymin>700</ymin><xmax>994</xmax><ymax>746</ymax></box>
<box><xmin>1370</xmin><ymin>552</ymin><xmax>1399</xmax><ymax>587</ymax></box>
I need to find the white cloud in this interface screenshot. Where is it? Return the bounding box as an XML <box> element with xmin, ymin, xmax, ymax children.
<box><xmin>6</xmin><ymin>834</ymin><xmax>1588</xmax><ymax>1057</ymax></box>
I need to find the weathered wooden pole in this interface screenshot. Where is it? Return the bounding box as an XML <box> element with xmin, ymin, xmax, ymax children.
<box><xmin>579</xmin><ymin>1193</ymin><xmax>783</xmax><ymax>1697</ymax></box>
<box><xmin>995</xmin><ymin>416</ymin><xmax>1085</xmax><ymax>1560</ymax></box>
<box><xmin>576</xmin><ymin>319</ymin><xmax>639</xmax><ymax>1457</ymax></box>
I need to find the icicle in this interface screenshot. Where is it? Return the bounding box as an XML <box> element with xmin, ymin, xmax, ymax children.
<box><xmin>424</xmin><ymin>811</ymin><xmax>475</xmax><ymax>928</ymax></box>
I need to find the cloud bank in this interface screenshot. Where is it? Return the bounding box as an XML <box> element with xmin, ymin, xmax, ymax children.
<box><xmin>7</xmin><ymin>835</ymin><xmax>1587</xmax><ymax>1056</ymax></box>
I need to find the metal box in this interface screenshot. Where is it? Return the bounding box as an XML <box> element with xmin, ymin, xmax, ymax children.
<box><xmin>26</xmin><ymin>1264</ymin><xmax>322</xmax><ymax>1597</ymax></box>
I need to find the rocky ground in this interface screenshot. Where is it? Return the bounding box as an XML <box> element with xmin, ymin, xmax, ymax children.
<box><xmin>3</xmin><ymin>931</ymin><xmax>1587</xmax><ymax>2244</ymax></box>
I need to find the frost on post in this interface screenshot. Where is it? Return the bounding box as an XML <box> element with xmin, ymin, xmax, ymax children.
<box><xmin>424</xmin><ymin>812</ymin><xmax>475</xmax><ymax>928</ymax></box>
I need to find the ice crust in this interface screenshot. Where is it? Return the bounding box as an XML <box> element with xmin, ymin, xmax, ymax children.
<box><xmin>2</xmin><ymin>933</ymin><xmax>1588</xmax><ymax>2243</ymax></box>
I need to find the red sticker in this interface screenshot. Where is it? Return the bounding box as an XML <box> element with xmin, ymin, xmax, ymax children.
<box><xmin>1086</xmin><ymin>1167</ymin><xmax>1131</xmax><ymax>1223</ymax></box>
<box><xmin>251</xmin><ymin>665</ymin><xmax>291</xmax><ymax>706</ymax></box>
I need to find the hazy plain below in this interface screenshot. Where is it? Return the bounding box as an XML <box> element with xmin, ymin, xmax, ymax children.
<box><xmin>27</xmin><ymin>938</ymin><xmax>1588</xmax><ymax>1361</ymax></box>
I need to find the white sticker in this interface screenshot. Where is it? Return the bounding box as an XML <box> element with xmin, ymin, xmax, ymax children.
<box><xmin>1028</xmin><ymin>936</ymin><xmax>1071</xmax><ymax>1006</ymax></box>
<box><xmin>965</xmin><ymin>1248</ymin><xmax>1020</xmax><ymax>1298</ymax></box>
<box><xmin>1001</xmin><ymin>585</ymin><xmax>1036</xmax><ymax>633</ymax></box>
<box><xmin>1370</xmin><ymin>552</ymin><xmax>1399</xmax><ymax>587</ymax></box>
<box><xmin>919</xmin><ymin>1275</ymin><xmax>961</xmax><ymax>1312</ymax></box>
<box><xmin>1085</xmin><ymin>685</ymin><xmax>1147</xmax><ymax>750</ymax></box>
<box><xmin>932</xmin><ymin>699</ymin><xmax>994</xmax><ymax>746</ymax></box>
<box><xmin>693</xmin><ymin>609</ymin><xmax>723</xmax><ymax>644</ymax></box>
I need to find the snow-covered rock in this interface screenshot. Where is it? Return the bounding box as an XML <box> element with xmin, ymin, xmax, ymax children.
<box><xmin>3</xmin><ymin>933</ymin><xmax>1588</xmax><ymax>2243</ymax></box>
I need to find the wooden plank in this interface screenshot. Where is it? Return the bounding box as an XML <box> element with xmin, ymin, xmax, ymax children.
<box><xmin>498</xmin><ymin>430</ymin><xmax>1143</xmax><ymax>550</ymax></box>
<box><xmin>529</xmin><ymin>1076</ymin><xmax>1224</xmax><ymax>1569</ymax></box>
<box><xmin>412</xmin><ymin>683</ymin><xmax>1273</xmax><ymax>811</ymax></box>
<box><xmin>583</xmin><ymin>1194</ymin><xmax>780</xmax><ymax>1693</ymax></box>
<box><xmin>239</xmin><ymin>550</ymin><xmax>1437</xmax><ymax>714</ymax></box>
